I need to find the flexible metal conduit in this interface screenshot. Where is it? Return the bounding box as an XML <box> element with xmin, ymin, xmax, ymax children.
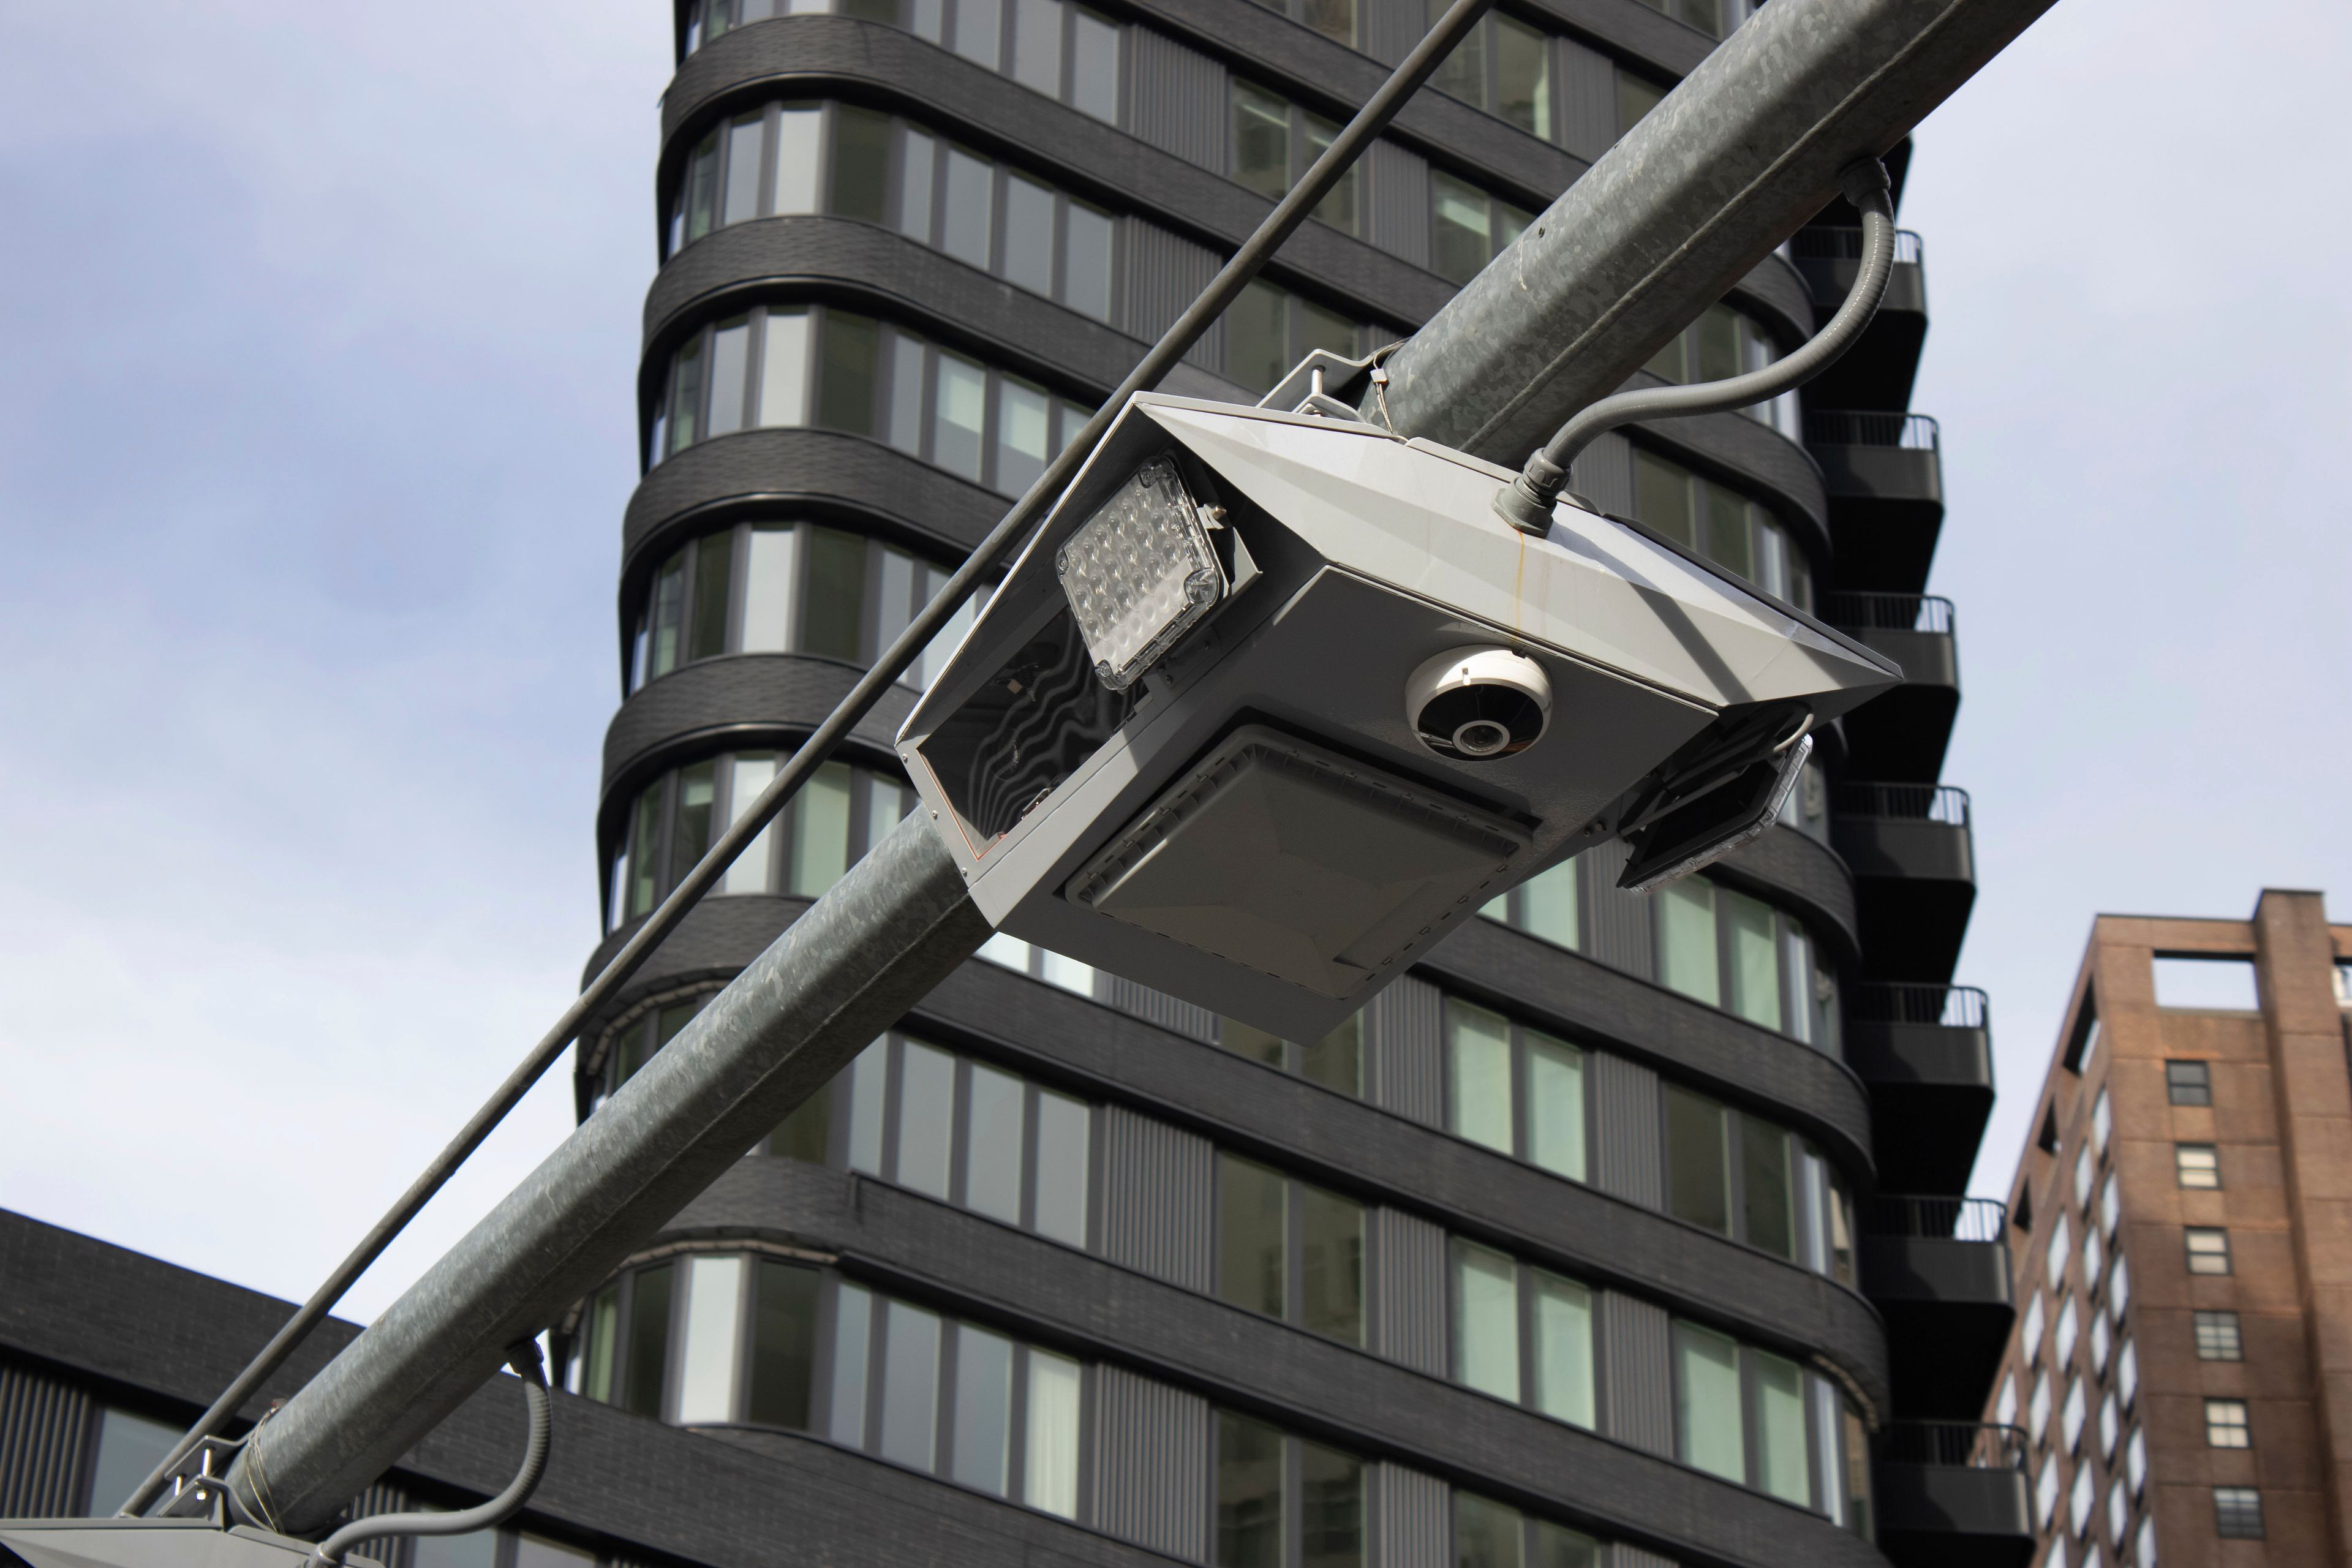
<box><xmin>1492</xmin><ymin>157</ymin><xmax>1896</xmax><ymax>534</ymax></box>
<box><xmin>307</xmin><ymin>1344</ymin><xmax>549</xmax><ymax>1566</ymax></box>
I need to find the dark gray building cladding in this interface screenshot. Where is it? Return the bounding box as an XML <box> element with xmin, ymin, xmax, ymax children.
<box><xmin>0</xmin><ymin>1</ymin><xmax>2024</xmax><ymax>1566</ymax></box>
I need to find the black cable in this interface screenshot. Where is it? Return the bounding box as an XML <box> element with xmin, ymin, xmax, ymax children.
<box><xmin>116</xmin><ymin>0</ymin><xmax>1504</xmax><ymax>1517</ymax></box>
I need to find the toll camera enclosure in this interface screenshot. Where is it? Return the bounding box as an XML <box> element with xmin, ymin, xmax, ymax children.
<box><xmin>898</xmin><ymin>394</ymin><xmax>1897</xmax><ymax>1041</ymax></box>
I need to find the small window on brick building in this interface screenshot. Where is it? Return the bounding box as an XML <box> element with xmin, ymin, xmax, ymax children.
<box><xmin>2214</xmin><ymin>1486</ymin><xmax>2264</xmax><ymax>1539</ymax></box>
<box><xmin>2175</xmin><ymin>1144</ymin><xmax>2220</xmax><ymax>1188</ymax></box>
<box><xmin>2038</xmin><ymin>1104</ymin><xmax>2060</xmax><ymax>1153</ymax></box>
<box><xmin>2193</xmin><ymin>1310</ymin><xmax>2243</xmax><ymax>1360</ymax></box>
<box><xmin>2185</xmin><ymin>1227</ymin><xmax>2231</xmax><ymax>1275</ymax></box>
<box><xmin>2204</xmin><ymin>1399</ymin><xmax>2250</xmax><ymax>1448</ymax></box>
<box><xmin>2166</xmin><ymin>1059</ymin><xmax>2212</xmax><ymax>1106</ymax></box>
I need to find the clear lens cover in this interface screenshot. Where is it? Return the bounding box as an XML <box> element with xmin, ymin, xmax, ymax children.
<box><xmin>1055</xmin><ymin>454</ymin><xmax>1226</xmax><ymax>690</ymax></box>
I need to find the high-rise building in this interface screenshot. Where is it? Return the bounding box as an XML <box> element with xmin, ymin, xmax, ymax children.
<box><xmin>1</xmin><ymin>3</ymin><xmax>2021</xmax><ymax>1566</ymax></box>
<box><xmin>1981</xmin><ymin>891</ymin><xmax>2352</xmax><ymax>1568</ymax></box>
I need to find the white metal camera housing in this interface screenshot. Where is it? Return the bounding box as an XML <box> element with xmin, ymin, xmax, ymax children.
<box><xmin>1406</xmin><ymin>647</ymin><xmax>1551</xmax><ymax>761</ymax></box>
<box><xmin>897</xmin><ymin>393</ymin><xmax>1899</xmax><ymax>1041</ymax></box>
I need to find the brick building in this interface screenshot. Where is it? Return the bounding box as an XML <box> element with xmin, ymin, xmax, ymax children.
<box><xmin>1983</xmin><ymin>891</ymin><xmax>2352</xmax><ymax>1566</ymax></box>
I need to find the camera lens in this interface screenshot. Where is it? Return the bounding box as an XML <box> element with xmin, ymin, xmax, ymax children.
<box><xmin>1454</xmin><ymin>719</ymin><xmax>1512</xmax><ymax>757</ymax></box>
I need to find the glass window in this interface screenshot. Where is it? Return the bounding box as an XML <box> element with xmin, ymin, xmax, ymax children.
<box><xmin>1526</xmin><ymin>1033</ymin><xmax>1584</xmax><ymax>1181</ymax></box>
<box><xmin>2205</xmin><ymin>1398</ymin><xmax>2250</xmax><ymax>1449</ymax></box>
<box><xmin>1452</xmin><ymin>1241</ymin><xmax>1519</xmax><ymax>1400</ymax></box>
<box><xmin>758</xmin><ymin>308</ymin><xmax>810</xmax><ymax>428</ymax></box>
<box><xmin>1220</xmin><ymin>1154</ymin><xmax>1288</xmax><ymax>1319</ymax></box>
<box><xmin>932</xmin><ymin>352</ymin><xmax>988</xmax><ymax>481</ymax></box>
<box><xmin>1232</xmin><ymin>83</ymin><xmax>1291</xmax><ymax>201</ymax></box>
<box><xmin>2194</xmin><ymin>1310</ymin><xmax>2244</xmax><ymax>1361</ymax></box>
<box><xmin>2021</xmin><ymin>1293</ymin><xmax>2045</xmax><ymax>1360</ymax></box>
<box><xmin>2048</xmin><ymin>1212</ymin><xmax>2071</xmax><ymax>1291</ymax></box>
<box><xmin>2093</xmin><ymin>1088</ymin><xmax>2113</xmax><ymax>1151</ymax></box>
<box><xmin>1754</xmin><ymin>1351</ymin><xmax>1807</xmax><ymax>1505</ymax></box>
<box><xmin>2214</xmin><ymin>1487</ymin><xmax>2264</xmax><ymax>1539</ymax></box>
<box><xmin>789</xmin><ymin>760</ymin><xmax>853</xmax><ymax>897</ymax></box>
<box><xmin>963</xmin><ymin>1062</ymin><xmax>1026</xmax><ymax>1223</ymax></box>
<box><xmin>952</xmin><ymin>0</ymin><xmax>1002</xmax><ymax>67</ymax></box>
<box><xmin>2059</xmin><ymin>1376</ymin><xmax>2085</xmax><ymax>1451</ymax></box>
<box><xmin>1657</xmin><ymin>878</ymin><xmax>1719</xmax><ymax>1006</ymax></box>
<box><xmin>684</xmin><ymin>130</ymin><xmax>720</xmax><ymax>244</ymax></box>
<box><xmin>1064</xmin><ymin>201</ymin><xmax>1114</xmax><ymax>320</ymax></box>
<box><xmin>941</xmin><ymin>146</ymin><xmax>994</xmax><ymax>269</ymax></box>
<box><xmin>817</xmin><ymin>310</ymin><xmax>880</xmax><ymax>435</ymax></box>
<box><xmin>895</xmin><ymin>1038</ymin><xmax>957</xmax><ymax>1199</ymax></box>
<box><xmin>1299</xmin><ymin>1438</ymin><xmax>1364</xmax><ymax>1568</ymax></box>
<box><xmin>1516</xmin><ymin>859</ymin><xmax>1580</xmax><ymax>949</ymax></box>
<box><xmin>2075</xmin><ymin>1142</ymin><xmax>2097</xmax><ymax>1209</ymax></box>
<box><xmin>1664</xmin><ymin>1085</ymin><xmax>1730</xmax><ymax>1235</ymax></box>
<box><xmin>1025</xmin><ymin>1349</ymin><xmax>1082</xmax><ymax>1516</ymax></box>
<box><xmin>830</xmin><ymin>102</ymin><xmax>891</xmax><ymax>224</ymax></box>
<box><xmin>1226</xmin><ymin>280</ymin><xmax>1289</xmax><ymax>402</ymax></box>
<box><xmin>740</xmin><ymin>525</ymin><xmax>795</xmax><ymax>652</ymax></box>
<box><xmin>2056</xmin><ymin>1296</ymin><xmax>2078</xmax><ymax>1365</ymax></box>
<box><xmin>1616</xmin><ymin>69</ymin><xmax>1664</xmax><ymax>134</ymax></box>
<box><xmin>879</xmin><ymin>1299</ymin><xmax>943</xmax><ymax>1468</ymax></box>
<box><xmin>747</xmin><ymin>1260</ymin><xmax>820</xmax><ymax>1427</ymax></box>
<box><xmin>1531</xmin><ymin>1272</ymin><xmax>1593</xmax><ymax>1429</ymax></box>
<box><xmin>2098</xmin><ymin>1390</ymin><xmax>2118</xmax><ymax>1458</ymax></box>
<box><xmin>1217</xmin><ymin>1412</ymin><xmax>1285</xmax><ymax>1568</ymax></box>
<box><xmin>2176</xmin><ymin>1143</ymin><xmax>2220</xmax><ymax>1188</ymax></box>
<box><xmin>773</xmin><ymin>105</ymin><xmax>823</xmax><ymax>213</ymax></box>
<box><xmin>2166</xmin><ymin>1058</ymin><xmax>2212</xmax><ymax>1105</ymax></box>
<box><xmin>1454</xmin><ymin>1493</ymin><xmax>1519</xmax><ymax>1568</ymax></box>
<box><xmin>1300</xmin><ymin>1185</ymin><xmax>1364</xmax><ymax>1344</ymax></box>
<box><xmin>952</xmin><ymin>1324</ymin><xmax>1015</xmax><ymax>1493</ymax></box>
<box><xmin>1448</xmin><ymin>1001</ymin><xmax>1513</xmax><ymax>1153</ymax></box>
<box><xmin>1673</xmin><ymin>1322</ymin><xmax>1743</xmax><ymax>1482</ymax></box>
<box><xmin>2112</xmin><ymin>1254</ymin><xmax>2132</xmax><ymax>1317</ymax></box>
<box><xmin>1011</xmin><ymin>0</ymin><xmax>1063</xmax><ymax>95</ymax></box>
<box><xmin>676</xmin><ymin>1254</ymin><xmax>745</xmax><ymax>1423</ymax></box>
<box><xmin>1033</xmin><ymin>1086</ymin><xmax>1091</xmax><ymax>1246</ymax></box>
<box><xmin>829</xmin><ymin>1282</ymin><xmax>872</xmax><ymax>1445</ymax></box>
<box><xmin>2101</xmin><ymin>1171</ymin><xmax>2121</xmax><ymax>1236</ymax></box>
<box><xmin>707</xmin><ymin>316</ymin><xmax>752</xmax><ymax>435</ymax></box>
<box><xmin>997</xmin><ymin>377</ymin><xmax>1051</xmax><ymax>496</ymax></box>
<box><xmin>83</xmin><ymin>1409</ymin><xmax>181</xmax><ymax>1520</ymax></box>
<box><xmin>2185</xmin><ymin>1227</ymin><xmax>2231</xmax><ymax>1275</ymax></box>
<box><xmin>898</xmin><ymin>127</ymin><xmax>937</xmax><ymax>241</ymax></box>
<box><xmin>1494</xmin><ymin>15</ymin><xmax>1550</xmax><ymax>137</ymax></box>
<box><xmin>1431</xmin><ymin>172</ymin><xmax>1492</xmax><ymax>285</ymax></box>
<box><xmin>723</xmin><ymin>113</ymin><xmax>766</xmax><ymax>225</ymax></box>
<box><xmin>1721</xmin><ymin>889</ymin><xmax>1779</xmax><ymax>1028</ymax></box>
<box><xmin>801</xmin><ymin>524</ymin><xmax>865</xmax><ymax>660</ymax></box>
<box><xmin>1001</xmin><ymin>176</ymin><xmax>1057</xmax><ymax>296</ymax></box>
<box><xmin>1302</xmin><ymin>112</ymin><xmax>1356</xmax><ymax>235</ymax></box>
<box><xmin>625</xmin><ymin>1262</ymin><xmax>674</xmax><ymax>1418</ymax></box>
<box><xmin>1071</xmin><ymin>10</ymin><xmax>1120</xmax><ymax>122</ymax></box>
<box><xmin>1739</xmin><ymin>1114</ymin><xmax>1794</xmax><ymax>1260</ymax></box>
<box><xmin>2027</xmin><ymin>1373</ymin><xmax>2049</xmax><ymax>1442</ymax></box>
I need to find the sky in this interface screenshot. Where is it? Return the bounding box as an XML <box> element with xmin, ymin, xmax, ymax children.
<box><xmin>0</xmin><ymin>0</ymin><xmax>2346</xmax><ymax>1331</ymax></box>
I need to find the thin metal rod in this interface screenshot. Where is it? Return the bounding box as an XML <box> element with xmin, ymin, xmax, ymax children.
<box><xmin>117</xmin><ymin>0</ymin><xmax>1500</xmax><ymax>1517</ymax></box>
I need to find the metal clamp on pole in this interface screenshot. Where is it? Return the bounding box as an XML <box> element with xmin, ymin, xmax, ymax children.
<box><xmin>309</xmin><ymin>1342</ymin><xmax>551</xmax><ymax>1566</ymax></box>
<box><xmin>1493</xmin><ymin>156</ymin><xmax>1896</xmax><ymax>535</ymax></box>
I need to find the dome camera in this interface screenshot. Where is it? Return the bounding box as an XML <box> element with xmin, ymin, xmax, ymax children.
<box><xmin>1406</xmin><ymin>647</ymin><xmax>1551</xmax><ymax>761</ymax></box>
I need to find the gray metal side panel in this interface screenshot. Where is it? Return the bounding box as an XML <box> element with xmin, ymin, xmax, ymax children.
<box><xmin>1580</xmin><ymin>838</ymin><xmax>1654</xmax><ymax>979</ymax></box>
<box><xmin>1592</xmin><ymin>1052</ymin><xmax>1664</xmax><ymax>1210</ymax></box>
<box><xmin>1101</xmin><ymin>1106</ymin><xmax>1215</xmax><ymax>1291</ymax></box>
<box><xmin>1371</xmin><ymin>1208</ymin><xmax>1448</xmax><ymax>1376</ymax></box>
<box><xmin>1359</xmin><ymin>0</ymin><xmax>1423</xmax><ymax>67</ymax></box>
<box><xmin>1610</xmin><ymin>1546</ymin><xmax>1681</xmax><ymax>1568</ymax></box>
<box><xmin>1558</xmin><ymin>38</ymin><xmax>1620</xmax><ymax>164</ymax></box>
<box><xmin>1121</xmin><ymin>219</ymin><xmax>1224</xmax><ymax>375</ymax></box>
<box><xmin>1567</xmin><ymin>430</ymin><xmax>1637</xmax><ymax>518</ymax></box>
<box><xmin>1126</xmin><ymin>29</ymin><xmax>1227</xmax><ymax>172</ymax></box>
<box><xmin>0</xmin><ymin>1361</ymin><xmax>92</xmax><ymax>1518</ymax></box>
<box><xmin>1101</xmin><ymin>974</ymin><xmax>1219</xmax><ymax>1044</ymax></box>
<box><xmin>1600</xmin><ymin>1293</ymin><xmax>1675</xmax><ymax>1458</ymax></box>
<box><xmin>1375</xmin><ymin>1461</ymin><xmax>1451</xmax><ymax>1568</ymax></box>
<box><xmin>1369</xmin><ymin>141</ymin><xmax>1432</xmax><ymax>271</ymax></box>
<box><xmin>1092</xmin><ymin>1366</ymin><xmax>1210</xmax><ymax>1559</ymax></box>
<box><xmin>1368</xmin><ymin>976</ymin><xmax>1445</xmax><ymax>1128</ymax></box>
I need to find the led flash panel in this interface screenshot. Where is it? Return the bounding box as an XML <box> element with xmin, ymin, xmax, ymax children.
<box><xmin>1055</xmin><ymin>454</ymin><xmax>1224</xmax><ymax>690</ymax></box>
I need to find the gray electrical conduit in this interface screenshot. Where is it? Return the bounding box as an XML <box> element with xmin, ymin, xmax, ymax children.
<box><xmin>1492</xmin><ymin>156</ymin><xmax>1896</xmax><ymax>535</ymax></box>
<box><xmin>307</xmin><ymin>1343</ymin><xmax>549</xmax><ymax>1565</ymax></box>
<box><xmin>116</xmin><ymin>0</ymin><xmax>1506</xmax><ymax>1519</ymax></box>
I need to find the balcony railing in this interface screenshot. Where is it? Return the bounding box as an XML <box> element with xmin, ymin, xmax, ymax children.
<box><xmin>1862</xmin><ymin>1195</ymin><xmax>2007</xmax><ymax>1243</ymax></box>
<box><xmin>1834</xmin><ymin>782</ymin><xmax>1972</xmax><ymax>826</ymax></box>
<box><xmin>1803</xmin><ymin>410</ymin><xmax>1940</xmax><ymax>450</ymax></box>
<box><xmin>1879</xmin><ymin>1420</ymin><xmax>2030</xmax><ymax>1471</ymax></box>
<box><xmin>1825</xmin><ymin>592</ymin><xmax>1954</xmax><ymax>635</ymax></box>
<box><xmin>1849</xmin><ymin>982</ymin><xmax>1990</xmax><ymax>1030</ymax></box>
<box><xmin>1793</xmin><ymin>225</ymin><xmax>1926</xmax><ymax>265</ymax></box>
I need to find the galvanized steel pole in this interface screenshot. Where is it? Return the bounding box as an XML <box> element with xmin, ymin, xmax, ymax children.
<box><xmin>1366</xmin><ymin>0</ymin><xmax>2060</xmax><ymax>461</ymax></box>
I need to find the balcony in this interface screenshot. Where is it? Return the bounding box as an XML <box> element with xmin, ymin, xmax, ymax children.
<box><xmin>1793</xmin><ymin>227</ymin><xmax>1928</xmax><ymax>410</ymax></box>
<box><xmin>1844</xmin><ymin>984</ymin><xmax>1994</xmax><ymax>1194</ymax></box>
<box><xmin>1831</xmin><ymin>784</ymin><xmax>1976</xmax><ymax>982</ymax></box>
<box><xmin>1825</xmin><ymin>592</ymin><xmax>1959</xmax><ymax>780</ymax></box>
<box><xmin>1860</xmin><ymin>1199</ymin><xmax>2014</xmax><ymax>1420</ymax></box>
<box><xmin>1872</xmin><ymin>1422</ymin><xmax>2035</xmax><ymax>1568</ymax></box>
<box><xmin>1808</xmin><ymin>413</ymin><xmax>1946</xmax><ymax>595</ymax></box>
